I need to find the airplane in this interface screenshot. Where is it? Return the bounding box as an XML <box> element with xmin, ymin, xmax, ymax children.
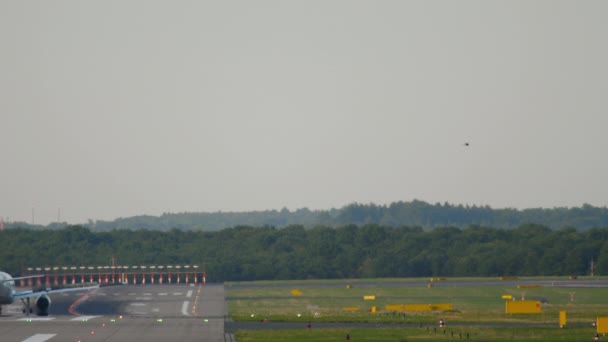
<box><xmin>0</xmin><ymin>270</ymin><xmax>99</xmax><ymax>316</ymax></box>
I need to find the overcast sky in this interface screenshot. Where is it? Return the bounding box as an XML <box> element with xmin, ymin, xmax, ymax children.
<box><xmin>1</xmin><ymin>1</ymin><xmax>607</xmax><ymax>225</ymax></box>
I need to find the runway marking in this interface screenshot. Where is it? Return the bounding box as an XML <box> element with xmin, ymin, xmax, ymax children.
<box><xmin>21</xmin><ymin>334</ymin><xmax>56</xmax><ymax>342</ymax></box>
<box><xmin>68</xmin><ymin>287</ymin><xmax>98</xmax><ymax>316</ymax></box>
<box><xmin>130</xmin><ymin>303</ymin><xmax>147</xmax><ymax>306</ymax></box>
<box><xmin>18</xmin><ymin>317</ymin><xmax>55</xmax><ymax>321</ymax></box>
<box><xmin>173</xmin><ymin>292</ymin><xmax>183</xmax><ymax>296</ymax></box>
<box><xmin>143</xmin><ymin>293</ymin><xmax>153</xmax><ymax>296</ymax></box>
<box><xmin>152</xmin><ymin>308</ymin><xmax>160</xmax><ymax>312</ymax></box>
<box><xmin>186</xmin><ymin>290</ymin><xmax>193</xmax><ymax>298</ymax></box>
<box><xmin>158</xmin><ymin>292</ymin><xmax>168</xmax><ymax>296</ymax></box>
<box><xmin>135</xmin><ymin>297</ymin><xmax>152</xmax><ymax>300</ymax></box>
<box><xmin>128</xmin><ymin>292</ymin><xmax>136</xmax><ymax>296</ymax></box>
<box><xmin>71</xmin><ymin>315</ymin><xmax>100</xmax><ymax>321</ymax></box>
<box><xmin>191</xmin><ymin>285</ymin><xmax>202</xmax><ymax>316</ymax></box>
<box><xmin>181</xmin><ymin>301</ymin><xmax>190</xmax><ymax>316</ymax></box>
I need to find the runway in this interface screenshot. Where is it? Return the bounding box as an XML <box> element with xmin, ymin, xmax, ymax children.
<box><xmin>0</xmin><ymin>284</ymin><xmax>230</xmax><ymax>342</ymax></box>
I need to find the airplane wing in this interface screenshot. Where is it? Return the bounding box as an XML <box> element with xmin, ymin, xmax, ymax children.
<box><xmin>12</xmin><ymin>283</ymin><xmax>99</xmax><ymax>300</ymax></box>
<box><xmin>1</xmin><ymin>275</ymin><xmax>40</xmax><ymax>284</ymax></box>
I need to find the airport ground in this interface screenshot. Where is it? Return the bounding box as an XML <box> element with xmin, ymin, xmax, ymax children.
<box><xmin>1</xmin><ymin>278</ymin><xmax>608</xmax><ymax>341</ymax></box>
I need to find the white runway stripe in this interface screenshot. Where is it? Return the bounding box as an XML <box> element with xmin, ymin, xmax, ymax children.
<box><xmin>18</xmin><ymin>317</ymin><xmax>54</xmax><ymax>321</ymax></box>
<box><xmin>71</xmin><ymin>315</ymin><xmax>100</xmax><ymax>321</ymax></box>
<box><xmin>186</xmin><ymin>290</ymin><xmax>193</xmax><ymax>298</ymax></box>
<box><xmin>181</xmin><ymin>301</ymin><xmax>190</xmax><ymax>316</ymax></box>
<box><xmin>22</xmin><ymin>334</ymin><xmax>56</xmax><ymax>342</ymax></box>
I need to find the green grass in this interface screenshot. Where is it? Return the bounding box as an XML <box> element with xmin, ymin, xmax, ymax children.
<box><xmin>227</xmin><ymin>277</ymin><xmax>608</xmax><ymax>341</ymax></box>
<box><xmin>228</xmin><ymin>280</ymin><xmax>608</xmax><ymax>323</ymax></box>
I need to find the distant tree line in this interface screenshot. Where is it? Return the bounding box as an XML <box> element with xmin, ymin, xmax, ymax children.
<box><xmin>6</xmin><ymin>201</ymin><xmax>608</xmax><ymax>231</ymax></box>
<box><xmin>2</xmin><ymin>224</ymin><xmax>608</xmax><ymax>282</ymax></box>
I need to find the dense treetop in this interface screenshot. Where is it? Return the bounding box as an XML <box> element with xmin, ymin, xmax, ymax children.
<box><xmin>4</xmin><ymin>201</ymin><xmax>607</xmax><ymax>282</ymax></box>
<box><xmin>5</xmin><ymin>201</ymin><xmax>608</xmax><ymax>231</ymax></box>
<box><xmin>1</xmin><ymin>223</ymin><xmax>607</xmax><ymax>282</ymax></box>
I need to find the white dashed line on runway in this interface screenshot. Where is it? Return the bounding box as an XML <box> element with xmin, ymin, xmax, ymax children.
<box><xmin>181</xmin><ymin>301</ymin><xmax>190</xmax><ymax>316</ymax></box>
<box><xmin>71</xmin><ymin>316</ymin><xmax>100</xmax><ymax>321</ymax></box>
<box><xmin>21</xmin><ymin>334</ymin><xmax>56</xmax><ymax>342</ymax></box>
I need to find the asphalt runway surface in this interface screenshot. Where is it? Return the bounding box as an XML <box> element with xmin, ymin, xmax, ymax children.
<box><xmin>0</xmin><ymin>284</ymin><xmax>231</xmax><ymax>342</ymax></box>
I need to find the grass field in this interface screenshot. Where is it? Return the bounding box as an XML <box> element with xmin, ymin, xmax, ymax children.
<box><xmin>226</xmin><ymin>277</ymin><xmax>608</xmax><ymax>341</ymax></box>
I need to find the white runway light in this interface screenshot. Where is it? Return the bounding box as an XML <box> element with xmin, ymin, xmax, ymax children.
<box><xmin>18</xmin><ymin>317</ymin><xmax>54</xmax><ymax>322</ymax></box>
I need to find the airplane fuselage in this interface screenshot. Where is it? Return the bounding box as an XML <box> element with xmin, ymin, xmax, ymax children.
<box><xmin>0</xmin><ymin>271</ymin><xmax>16</xmax><ymax>305</ymax></box>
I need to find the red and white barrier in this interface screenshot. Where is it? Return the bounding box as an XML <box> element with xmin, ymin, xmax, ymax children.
<box><xmin>22</xmin><ymin>265</ymin><xmax>206</xmax><ymax>286</ymax></box>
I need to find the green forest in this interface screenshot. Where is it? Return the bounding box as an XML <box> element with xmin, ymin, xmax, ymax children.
<box><xmin>6</xmin><ymin>201</ymin><xmax>608</xmax><ymax>231</ymax></box>
<box><xmin>2</xmin><ymin>224</ymin><xmax>608</xmax><ymax>282</ymax></box>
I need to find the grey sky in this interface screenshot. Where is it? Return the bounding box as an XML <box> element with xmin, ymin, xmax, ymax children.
<box><xmin>1</xmin><ymin>1</ymin><xmax>607</xmax><ymax>225</ymax></box>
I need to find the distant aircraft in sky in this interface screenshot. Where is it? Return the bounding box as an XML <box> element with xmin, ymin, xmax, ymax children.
<box><xmin>0</xmin><ymin>271</ymin><xmax>98</xmax><ymax>316</ymax></box>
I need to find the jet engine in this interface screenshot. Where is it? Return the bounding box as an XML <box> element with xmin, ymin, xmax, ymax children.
<box><xmin>35</xmin><ymin>294</ymin><xmax>51</xmax><ymax>316</ymax></box>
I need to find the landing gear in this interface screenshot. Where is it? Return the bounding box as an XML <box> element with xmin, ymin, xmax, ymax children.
<box><xmin>20</xmin><ymin>297</ymin><xmax>32</xmax><ymax>316</ymax></box>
